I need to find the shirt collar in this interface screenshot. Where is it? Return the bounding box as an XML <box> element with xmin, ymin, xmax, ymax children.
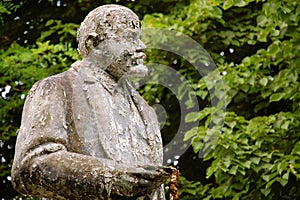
<box><xmin>71</xmin><ymin>61</ymin><xmax>121</xmax><ymax>94</ymax></box>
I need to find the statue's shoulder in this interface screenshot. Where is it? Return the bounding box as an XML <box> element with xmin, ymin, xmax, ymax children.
<box><xmin>27</xmin><ymin>69</ymin><xmax>75</xmax><ymax>100</ymax></box>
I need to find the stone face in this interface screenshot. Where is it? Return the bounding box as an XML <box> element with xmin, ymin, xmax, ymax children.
<box><xmin>11</xmin><ymin>4</ymin><xmax>167</xmax><ymax>200</ymax></box>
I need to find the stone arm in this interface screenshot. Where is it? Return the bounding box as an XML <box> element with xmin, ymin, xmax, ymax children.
<box><xmin>11</xmin><ymin>78</ymin><xmax>166</xmax><ymax>199</ymax></box>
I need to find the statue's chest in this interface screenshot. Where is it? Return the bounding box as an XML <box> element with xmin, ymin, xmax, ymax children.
<box><xmin>81</xmin><ymin>83</ymin><xmax>155</xmax><ymax>164</ymax></box>
<box><xmin>110</xmin><ymin>89</ymin><xmax>145</xmax><ymax>133</ymax></box>
<box><xmin>106</xmin><ymin>89</ymin><xmax>151</xmax><ymax>163</ymax></box>
<box><xmin>74</xmin><ymin>81</ymin><xmax>160</xmax><ymax>165</ymax></box>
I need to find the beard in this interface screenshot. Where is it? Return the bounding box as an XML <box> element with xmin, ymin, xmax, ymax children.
<box><xmin>124</xmin><ymin>64</ymin><xmax>148</xmax><ymax>78</ymax></box>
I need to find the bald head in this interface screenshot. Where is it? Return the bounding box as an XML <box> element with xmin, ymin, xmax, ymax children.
<box><xmin>77</xmin><ymin>5</ymin><xmax>141</xmax><ymax>57</ymax></box>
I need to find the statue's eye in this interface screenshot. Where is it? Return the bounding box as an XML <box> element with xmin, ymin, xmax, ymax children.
<box><xmin>131</xmin><ymin>21</ymin><xmax>140</xmax><ymax>29</ymax></box>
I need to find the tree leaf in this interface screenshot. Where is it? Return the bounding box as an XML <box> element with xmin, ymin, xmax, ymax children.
<box><xmin>291</xmin><ymin>141</ymin><xmax>300</xmax><ymax>155</ymax></box>
<box><xmin>185</xmin><ymin>112</ymin><xmax>201</xmax><ymax>122</ymax></box>
<box><xmin>267</xmin><ymin>42</ymin><xmax>280</xmax><ymax>56</ymax></box>
<box><xmin>270</xmin><ymin>93</ymin><xmax>285</xmax><ymax>102</ymax></box>
<box><xmin>261</xmin><ymin>188</ymin><xmax>271</xmax><ymax>196</ymax></box>
<box><xmin>282</xmin><ymin>170</ymin><xmax>290</xmax><ymax>180</ymax></box>
<box><xmin>259</xmin><ymin>77</ymin><xmax>268</xmax><ymax>86</ymax></box>
<box><xmin>257</xmin><ymin>15</ymin><xmax>268</xmax><ymax>27</ymax></box>
<box><xmin>184</xmin><ymin>127</ymin><xmax>198</xmax><ymax>141</ymax></box>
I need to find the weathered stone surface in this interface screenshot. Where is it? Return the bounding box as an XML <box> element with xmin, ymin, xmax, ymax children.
<box><xmin>12</xmin><ymin>4</ymin><xmax>168</xmax><ymax>200</ymax></box>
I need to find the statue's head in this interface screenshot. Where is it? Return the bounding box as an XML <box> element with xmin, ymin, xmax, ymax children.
<box><xmin>77</xmin><ymin>4</ymin><xmax>148</xmax><ymax>79</ymax></box>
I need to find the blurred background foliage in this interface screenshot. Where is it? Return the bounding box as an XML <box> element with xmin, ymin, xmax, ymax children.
<box><xmin>0</xmin><ymin>0</ymin><xmax>300</xmax><ymax>199</ymax></box>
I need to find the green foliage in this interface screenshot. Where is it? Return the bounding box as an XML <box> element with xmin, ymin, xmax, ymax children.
<box><xmin>38</xmin><ymin>20</ymin><xmax>79</xmax><ymax>43</ymax></box>
<box><xmin>142</xmin><ymin>0</ymin><xmax>300</xmax><ymax>199</ymax></box>
<box><xmin>0</xmin><ymin>0</ymin><xmax>19</xmax><ymax>25</ymax></box>
<box><xmin>179</xmin><ymin>176</ymin><xmax>212</xmax><ymax>199</ymax></box>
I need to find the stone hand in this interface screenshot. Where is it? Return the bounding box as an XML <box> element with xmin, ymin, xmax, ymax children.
<box><xmin>112</xmin><ymin>164</ymin><xmax>169</xmax><ymax>197</ymax></box>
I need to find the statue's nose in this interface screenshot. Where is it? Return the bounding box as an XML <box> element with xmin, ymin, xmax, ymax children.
<box><xmin>136</xmin><ymin>40</ymin><xmax>146</xmax><ymax>52</ymax></box>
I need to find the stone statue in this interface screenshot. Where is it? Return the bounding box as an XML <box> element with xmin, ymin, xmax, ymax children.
<box><xmin>11</xmin><ymin>4</ymin><xmax>170</xmax><ymax>199</ymax></box>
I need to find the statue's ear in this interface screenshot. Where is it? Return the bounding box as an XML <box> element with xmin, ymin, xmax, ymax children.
<box><xmin>85</xmin><ymin>32</ymin><xmax>98</xmax><ymax>50</ymax></box>
<box><xmin>85</xmin><ymin>32</ymin><xmax>107</xmax><ymax>52</ymax></box>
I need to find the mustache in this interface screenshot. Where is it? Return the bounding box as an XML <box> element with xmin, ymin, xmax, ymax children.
<box><xmin>116</xmin><ymin>50</ymin><xmax>146</xmax><ymax>65</ymax></box>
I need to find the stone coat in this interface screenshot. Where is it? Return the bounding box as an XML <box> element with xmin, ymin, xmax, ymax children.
<box><xmin>12</xmin><ymin>61</ymin><xmax>165</xmax><ymax>199</ymax></box>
